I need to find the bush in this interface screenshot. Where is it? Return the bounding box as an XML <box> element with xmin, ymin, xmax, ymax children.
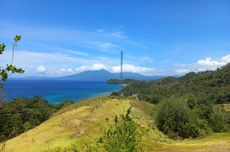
<box><xmin>182</xmin><ymin>117</ymin><xmax>211</xmax><ymax>138</ymax></box>
<box><xmin>156</xmin><ymin>97</ymin><xmax>211</xmax><ymax>139</ymax></box>
<box><xmin>156</xmin><ymin>98</ymin><xmax>189</xmax><ymax>139</ymax></box>
<box><xmin>209</xmin><ymin>111</ymin><xmax>230</xmax><ymax>132</ymax></box>
<box><xmin>98</xmin><ymin>107</ymin><xmax>143</xmax><ymax>152</ymax></box>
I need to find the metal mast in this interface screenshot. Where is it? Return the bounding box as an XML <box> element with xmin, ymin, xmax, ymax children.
<box><xmin>120</xmin><ymin>50</ymin><xmax>123</xmax><ymax>87</ymax></box>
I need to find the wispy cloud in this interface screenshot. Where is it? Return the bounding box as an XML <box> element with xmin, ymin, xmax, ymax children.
<box><xmin>0</xmin><ymin>23</ymin><xmax>127</xmax><ymax>53</ymax></box>
<box><xmin>87</xmin><ymin>41</ymin><xmax>120</xmax><ymax>52</ymax></box>
<box><xmin>126</xmin><ymin>55</ymin><xmax>153</xmax><ymax>64</ymax></box>
<box><xmin>111</xmin><ymin>31</ymin><xmax>127</xmax><ymax>39</ymax></box>
<box><xmin>97</xmin><ymin>29</ymin><xmax>105</xmax><ymax>33</ymax></box>
<box><xmin>59</xmin><ymin>49</ymin><xmax>89</xmax><ymax>57</ymax></box>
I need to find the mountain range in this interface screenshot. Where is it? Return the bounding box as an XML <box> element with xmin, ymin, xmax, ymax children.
<box><xmin>58</xmin><ymin>69</ymin><xmax>163</xmax><ymax>81</ymax></box>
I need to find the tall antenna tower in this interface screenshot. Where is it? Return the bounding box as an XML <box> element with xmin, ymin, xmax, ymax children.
<box><xmin>120</xmin><ymin>50</ymin><xmax>123</xmax><ymax>87</ymax></box>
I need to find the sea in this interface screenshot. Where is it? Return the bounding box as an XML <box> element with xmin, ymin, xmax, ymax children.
<box><xmin>1</xmin><ymin>80</ymin><xmax>120</xmax><ymax>104</ymax></box>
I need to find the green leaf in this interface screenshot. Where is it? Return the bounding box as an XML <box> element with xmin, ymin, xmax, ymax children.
<box><xmin>0</xmin><ymin>70</ymin><xmax>8</xmax><ymax>81</ymax></box>
<box><xmin>16</xmin><ymin>68</ymin><xmax>25</xmax><ymax>74</ymax></box>
<box><xmin>0</xmin><ymin>43</ymin><xmax>5</xmax><ymax>54</ymax></box>
<box><xmin>6</xmin><ymin>65</ymin><xmax>25</xmax><ymax>74</ymax></box>
<box><xmin>14</xmin><ymin>35</ymin><xmax>21</xmax><ymax>42</ymax></box>
<box><xmin>6</xmin><ymin>64</ymin><xmax>16</xmax><ymax>72</ymax></box>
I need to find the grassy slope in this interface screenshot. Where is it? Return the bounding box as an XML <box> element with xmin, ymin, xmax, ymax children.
<box><xmin>3</xmin><ymin>97</ymin><xmax>230</xmax><ymax>152</ymax></box>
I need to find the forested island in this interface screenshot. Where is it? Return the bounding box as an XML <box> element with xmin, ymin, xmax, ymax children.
<box><xmin>107</xmin><ymin>78</ymin><xmax>138</xmax><ymax>84</ymax></box>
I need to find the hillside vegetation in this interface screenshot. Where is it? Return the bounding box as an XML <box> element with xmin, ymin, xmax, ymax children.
<box><xmin>0</xmin><ymin>96</ymin><xmax>58</xmax><ymax>142</ymax></box>
<box><xmin>114</xmin><ymin>63</ymin><xmax>230</xmax><ymax>140</ymax></box>
<box><xmin>121</xmin><ymin>63</ymin><xmax>230</xmax><ymax>104</ymax></box>
<box><xmin>2</xmin><ymin>97</ymin><xmax>230</xmax><ymax>152</ymax></box>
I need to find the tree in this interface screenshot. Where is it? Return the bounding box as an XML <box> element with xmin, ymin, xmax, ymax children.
<box><xmin>0</xmin><ymin>35</ymin><xmax>24</xmax><ymax>88</ymax></box>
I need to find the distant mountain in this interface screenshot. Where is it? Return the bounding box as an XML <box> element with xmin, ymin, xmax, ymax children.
<box><xmin>59</xmin><ymin>69</ymin><xmax>163</xmax><ymax>81</ymax></box>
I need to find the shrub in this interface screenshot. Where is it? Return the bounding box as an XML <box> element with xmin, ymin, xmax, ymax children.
<box><xmin>156</xmin><ymin>98</ymin><xmax>190</xmax><ymax>139</ymax></box>
<box><xmin>98</xmin><ymin>107</ymin><xmax>143</xmax><ymax>152</ymax></box>
<box><xmin>156</xmin><ymin>97</ymin><xmax>211</xmax><ymax>139</ymax></box>
<box><xmin>182</xmin><ymin>117</ymin><xmax>211</xmax><ymax>138</ymax></box>
<box><xmin>209</xmin><ymin>111</ymin><xmax>230</xmax><ymax>132</ymax></box>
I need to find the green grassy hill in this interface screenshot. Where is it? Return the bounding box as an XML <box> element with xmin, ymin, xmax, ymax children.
<box><xmin>3</xmin><ymin>96</ymin><xmax>230</xmax><ymax>152</ymax></box>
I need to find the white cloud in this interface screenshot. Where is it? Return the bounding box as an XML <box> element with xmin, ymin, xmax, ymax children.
<box><xmin>75</xmin><ymin>63</ymin><xmax>108</xmax><ymax>73</ymax></box>
<box><xmin>92</xmin><ymin>63</ymin><xmax>107</xmax><ymax>70</ymax></box>
<box><xmin>196</xmin><ymin>54</ymin><xmax>230</xmax><ymax>70</ymax></box>
<box><xmin>60</xmin><ymin>49</ymin><xmax>89</xmax><ymax>57</ymax></box>
<box><xmin>175</xmin><ymin>69</ymin><xmax>191</xmax><ymax>75</ymax></box>
<box><xmin>222</xmin><ymin>54</ymin><xmax>230</xmax><ymax>63</ymax></box>
<box><xmin>111</xmin><ymin>31</ymin><xmax>127</xmax><ymax>39</ymax></box>
<box><xmin>174</xmin><ymin>54</ymin><xmax>230</xmax><ymax>75</ymax></box>
<box><xmin>74</xmin><ymin>63</ymin><xmax>155</xmax><ymax>76</ymax></box>
<box><xmin>110</xmin><ymin>64</ymin><xmax>154</xmax><ymax>74</ymax></box>
<box><xmin>88</xmin><ymin>41</ymin><xmax>119</xmax><ymax>51</ymax></box>
<box><xmin>197</xmin><ymin>57</ymin><xmax>222</xmax><ymax>66</ymax></box>
<box><xmin>99</xmin><ymin>42</ymin><xmax>118</xmax><ymax>51</ymax></box>
<box><xmin>36</xmin><ymin>65</ymin><xmax>46</xmax><ymax>73</ymax></box>
<box><xmin>60</xmin><ymin>68</ymin><xmax>74</xmax><ymax>73</ymax></box>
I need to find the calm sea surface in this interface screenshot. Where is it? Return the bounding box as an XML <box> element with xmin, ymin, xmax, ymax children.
<box><xmin>1</xmin><ymin>80</ymin><xmax>120</xmax><ymax>104</ymax></box>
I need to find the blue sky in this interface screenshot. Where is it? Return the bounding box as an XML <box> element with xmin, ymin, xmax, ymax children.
<box><xmin>1</xmin><ymin>0</ymin><xmax>230</xmax><ymax>76</ymax></box>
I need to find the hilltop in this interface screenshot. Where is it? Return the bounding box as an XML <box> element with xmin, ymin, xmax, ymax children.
<box><xmin>3</xmin><ymin>96</ymin><xmax>230</xmax><ymax>152</ymax></box>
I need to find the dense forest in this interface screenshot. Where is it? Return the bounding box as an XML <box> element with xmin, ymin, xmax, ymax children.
<box><xmin>0</xmin><ymin>96</ymin><xmax>56</xmax><ymax>141</ymax></box>
<box><xmin>113</xmin><ymin>63</ymin><xmax>230</xmax><ymax>139</ymax></box>
<box><xmin>120</xmin><ymin>63</ymin><xmax>230</xmax><ymax>104</ymax></box>
<box><xmin>0</xmin><ymin>96</ymin><xmax>74</xmax><ymax>142</ymax></box>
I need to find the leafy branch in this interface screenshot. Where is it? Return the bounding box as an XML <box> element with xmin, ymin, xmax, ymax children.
<box><xmin>0</xmin><ymin>35</ymin><xmax>25</xmax><ymax>88</ymax></box>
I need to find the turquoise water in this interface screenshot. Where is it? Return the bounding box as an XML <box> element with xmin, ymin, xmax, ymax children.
<box><xmin>2</xmin><ymin>80</ymin><xmax>120</xmax><ymax>104</ymax></box>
